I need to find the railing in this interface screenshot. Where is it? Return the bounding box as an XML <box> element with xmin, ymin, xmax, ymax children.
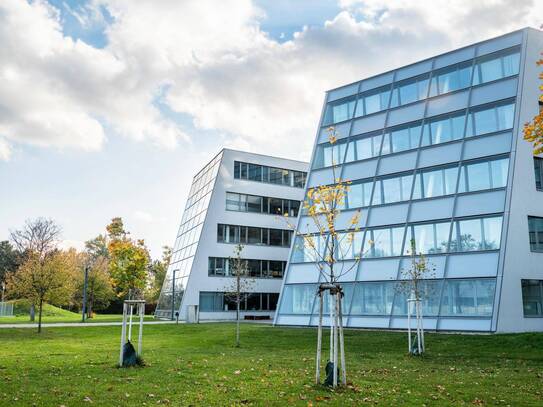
<box><xmin>0</xmin><ymin>302</ymin><xmax>14</xmax><ymax>317</ymax></box>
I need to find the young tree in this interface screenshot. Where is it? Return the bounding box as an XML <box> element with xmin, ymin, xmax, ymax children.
<box><xmin>9</xmin><ymin>218</ymin><xmax>62</xmax><ymax>321</ymax></box>
<box><xmin>146</xmin><ymin>246</ymin><xmax>172</xmax><ymax>304</ymax></box>
<box><xmin>524</xmin><ymin>54</ymin><xmax>543</xmax><ymax>153</ymax></box>
<box><xmin>283</xmin><ymin>127</ymin><xmax>363</xmax><ymax>387</ymax></box>
<box><xmin>223</xmin><ymin>244</ymin><xmax>255</xmax><ymax>347</ymax></box>
<box><xmin>396</xmin><ymin>239</ymin><xmax>436</xmax><ymax>355</ymax></box>
<box><xmin>106</xmin><ymin>218</ymin><xmax>150</xmax><ymax>299</ymax></box>
<box><xmin>7</xmin><ymin>251</ymin><xmax>75</xmax><ymax>333</ymax></box>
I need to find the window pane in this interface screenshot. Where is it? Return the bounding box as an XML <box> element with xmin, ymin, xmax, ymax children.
<box><xmin>269</xmin><ymin>198</ymin><xmax>283</xmax><ymax>215</ymax></box>
<box><xmin>269</xmin><ymin>168</ymin><xmax>283</xmax><ymax>184</ymax></box>
<box><xmin>440</xmin><ymin>279</ymin><xmax>496</xmax><ymax>316</ymax></box>
<box><xmin>269</xmin><ymin>229</ymin><xmax>283</xmax><ymax>246</ymax></box>
<box><xmin>247</xmin><ymin>260</ymin><xmax>261</xmax><ymax>277</ymax></box>
<box><xmin>298</xmin><ymin>171</ymin><xmax>307</xmax><ymax>188</ymax></box>
<box><xmin>355</xmin><ymin>137</ymin><xmax>372</xmax><ymax>160</ymax></box>
<box><xmin>502</xmin><ymin>52</ymin><xmax>520</xmax><ymax>76</ymax></box>
<box><xmin>431</xmin><ymin>117</ymin><xmax>452</xmax><ymax>144</ymax></box>
<box><xmin>226</xmin><ymin>192</ymin><xmax>241</xmax><ymax>211</ymax></box>
<box><xmin>247</xmin><ymin>227</ymin><xmax>261</xmax><ymax>245</ymax></box>
<box><xmin>411</xmin><ymin>224</ymin><xmax>434</xmax><ymax>254</ymax></box>
<box><xmin>351</xmin><ymin>282</ymin><xmax>394</xmax><ymax>315</ymax></box>
<box><xmin>423</xmin><ymin>169</ymin><xmax>444</xmax><ymax>198</ymax></box>
<box><xmin>364</xmin><ymin>93</ymin><xmax>381</xmax><ymax>115</ymax></box>
<box><xmin>324</xmin><ymin>97</ymin><xmax>356</xmax><ymax>124</ymax></box>
<box><xmin>479</xmin><ymin>58</ymin><xmax>502</xmax><ymax>83</ymax></box>
<box><xmin>399</xmin><ymin>82</ymin><xmax>418</xmax><ymax>105</ymax></box>
<box><xmin>269</xmin><ymin>261</ymin><xmax>284</xmax><ymax>278</ymax></box>
<box><xmin>390</xmin><ymin>127</ymin><xmax>410</xmax><ymax>153</ymax></box>
<box><xmin>281</xmin><ymin>285</ymin><xmax>315</xmax><ymax>314</ymax></box>
<box><xmin>247</xmin><ymin>195</ymin><xmax>262</xmax><ymax>213</ymax></box>
<box><xmin>497</xmin><ymin>103</ymin><xmax>514</xmax><ymax>130</ymax></box>
<box><xmin>474</xmin><ymin>108</ymin><xmax>497</xmax><ymax>135</ymax></box>
<box><xmin>528</xmin><ymin>216</ymin><xmax>543</xmax><ymax>252</ymax></box>
<box><xmin>289</xmin><ymin>200</ymin><xmax>300</xmax><ymax>217</ymax></box>
<box><xmin>248</xmin><ymin>164</ymin><xmax>262</xmax><ymax>181</ymax></box>
<box><xmin>382</xmin><ymin>177</ymin><xmax>401</xmax><ymax>204</ymax></box>
<box><xmin>467</xmin><ymin>161</ymin><xmax>491</xmax><ymax>191</ymax></box>
<box><xmin>490</xmin><ymin>158</ymin><xmax>509</xmax><ymax>188</ymax></box>
<box><xmin>521</xmin><ymin>280</ymin><xmax>543</xmax><ymax>316</ymax></box>
<box><xmin>534</xmin><ymin>157</ymin><xmax>543</xmax><ymax>190</ymax></box>
<box><xmin>483</xmin><ymin>217</ymin><xmax>502</xmax><ymax>250</ymax></box>
<box><xmin>457</xmin><ymin>218</ymin><xmax>483</xmax><ymax>251</ymax></box>
<box><xmin>444</xmin><ymin>167</ymin><xmax>458</xmax><ymax>195</ymax></box>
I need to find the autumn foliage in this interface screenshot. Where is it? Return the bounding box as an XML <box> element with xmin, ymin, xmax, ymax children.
<box><xmin>523</xmin><ymin>54</ymin><xmax>543</xmax><ymax>154</ymax></box>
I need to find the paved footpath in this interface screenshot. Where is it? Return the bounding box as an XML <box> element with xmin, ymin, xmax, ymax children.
<box><xmin>0</xmin><ymin>320</ymin><xmax>177</xmax><ymax>329</ymax></box>
<box><xmin>0</xmin><ymin>319</ymin><xmax>272</xmax><ymax>329</ymax></box>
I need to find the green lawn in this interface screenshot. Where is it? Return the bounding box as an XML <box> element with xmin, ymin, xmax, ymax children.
<box><xmin>0</xmin><ymin>324</ymin><xmax>542</xmax><ymax>406</ymax></box>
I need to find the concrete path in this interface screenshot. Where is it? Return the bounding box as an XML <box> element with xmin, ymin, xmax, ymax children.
<box><xmin>0</xmin><ymin>320</ymin><xmax>177</xmax><ymax>329</ymax></box>
<box><xmin>0</xmin><ymin>319</ymin><xmax>273</xmax><ymax>329</ymax></box>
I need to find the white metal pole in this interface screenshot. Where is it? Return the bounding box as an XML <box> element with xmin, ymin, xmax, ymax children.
<box><xmin>137</xmin><ymin>303</ymin><xmax>144</xmax><ymax>356</ymax></box>
<box><xmin>337</xmin><ymin>293</ymin><xmax>346</xmax><ymax>386</ymax></box>
<box><xmin>419</xmin><ymin>301</ymin><xmax>425</xmax><ymax>353</ymax></box>
<box><xmin>128</xmin><ymin>304</ymin><xmax>133</xmax><ymax>341</ymax></box>
<box><xmin>407</xmin><ymin>299</ymin><xmax>412</xmax><ymax>354</ymax></box>
<box><xmin>119</xmin><ymin>303</ymin><xmax>127</xmax><ymax>366</ymax></box>
<box><xmin>416</xmin><ymin>300</ymin><xmax>422</xmax><ymax>355</ymax></box>
<box><xmin>316</xmin><ymin>292</ymin><xmax>323</xmax><ymax>384</ymax></box>
<box><xmin>333</xmin><ymin>292</ymin><xmax>338</xmax><ymax>388</ymax></box>
<box><xmin>329</xmin><ymin>293</ymin><xmax>333</xmax><ymax>363</ymax></box>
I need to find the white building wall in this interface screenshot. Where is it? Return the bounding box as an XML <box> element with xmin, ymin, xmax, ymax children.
<box><xmin>167</xmin><ymin>149</ymin><xmax>307</xmax><ymax>320</ymax></box>
<box><xmin>497</xmin><ymin>29</ymin><xmax>543</xmax><ymax>332</ymax></box>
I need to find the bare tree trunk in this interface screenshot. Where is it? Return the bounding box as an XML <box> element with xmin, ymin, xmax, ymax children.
<box><xmin>88</xmin><ymin>291</ymin><xmax>94</xmax><ymax>319</ymax></box>
<box><xmin>37</xmin><ymin>298</ymin><xmax>43</xmax><ymax>333</ymax></box>
<box><xmin>29</xmin><ymin>303</ymin><xmax>35</xmax><ymax>322</ymax></box>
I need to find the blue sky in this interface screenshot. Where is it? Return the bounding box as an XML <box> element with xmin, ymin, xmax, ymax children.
<box><xmin>0</xmin><ymin>0</ymin><xmax>540</xmax><ymax>257</ymax></box>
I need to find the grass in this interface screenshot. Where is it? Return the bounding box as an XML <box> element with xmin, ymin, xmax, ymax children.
<box><xmin>0</xmin><ymin>300</ymin><xmax>154</xmax><ymax>324</ymax></box>
<box><xmin>0</xmin><ymin>324</ymin><xmax>542</xmax><ymax>406</ymax></box>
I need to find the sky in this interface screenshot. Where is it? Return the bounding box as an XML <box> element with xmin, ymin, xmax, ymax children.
<box><xmin>0</xmin><ymin>0</ymin><xmax>541</xmax><ymax>258</ymax></box>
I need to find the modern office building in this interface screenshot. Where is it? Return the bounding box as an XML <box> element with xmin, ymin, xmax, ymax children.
<box><xmin>275</xmin><ymin>28</ymin><xmax>543</xmax><ymax>332</ymax></box>
<box><xmin>155</xmin><ymin>149</ymin><xmax>308</xmax><ymax>321</ymax></box>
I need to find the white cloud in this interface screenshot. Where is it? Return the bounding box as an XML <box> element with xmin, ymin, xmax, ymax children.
<box><xmin>132</xmin><ymin>210</ymin><xmax>154</xmax><ymax>223</ymax></box>
<box><xmin>0</xmin><ymin>138</ymin><xmax>11</xmax><ymax>161</ymax></box>
<box><xmin>0</xmin><ymin>0</ymin><xmax>541</xmax><ymax>162</ymax></box>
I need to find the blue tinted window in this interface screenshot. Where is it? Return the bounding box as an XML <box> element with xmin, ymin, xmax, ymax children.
<box><xmin>390</xmin><ymin>75</ymin><xmax>429</xmax><ymax>108</ymax></box>
<box><xmin>324</xmin><ymin>96</ymin><xmax>356</xmax><ymax>125</ymax></box>
<box><xmin>473</xmin><ymin>48</ymin><xmax>520</xmax><ymax>86</ymax></box>
<box><xmin>440</xmin><ymin>279</ymin><xmax>495</xmax><ymax>316</ymax></box>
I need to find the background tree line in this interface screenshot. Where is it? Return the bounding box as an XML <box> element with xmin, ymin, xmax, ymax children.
<box><xmin>0</xmin><ymin>217</ymin><xmax>170</xmax><ymax>332</ymax></box>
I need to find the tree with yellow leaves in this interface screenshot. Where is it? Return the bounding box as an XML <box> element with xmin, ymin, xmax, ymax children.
<box><xmin>524</xmin><ymin>54</ymin><xmax>543</xmax><ymax>154</ymax></box>
<box><xmin>283</xmin><ymin>127</ymin><xmax>363</xmax><ymax>388</ymax></box>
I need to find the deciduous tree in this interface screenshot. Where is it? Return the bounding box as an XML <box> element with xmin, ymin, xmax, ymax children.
<box><xmin>106</xmin><ymin>218</ymin><xmax>150</xmax><ymax>299</ymax></box>
<box><xmin>223</xmin><ymin>244</ymin><xmax>255</xmax><ymax>347</ymax></box>
<box><xmin>283</xmin><ymin>127</ymin><xmax>363</xmax><ymax>387</ymax></box>
<box><xmin>9</xmin><ymin>218</ymin><xmax>62</xmax><ymax>322</ymax></box>
<box><xmin>7</xmin><ymin>251</ymin><xmax>75</xmax><ymax>332</ymax></box>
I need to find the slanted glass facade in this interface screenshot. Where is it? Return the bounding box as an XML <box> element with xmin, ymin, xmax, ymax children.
<box><xmin>276</xmin><ymin>29</ymin><xmax>542</xmax><ymax>332</ymax></box>
<box><xmin>155</xmin><ymin>152</ymin><xmax>222</xmax><ymax>318</ymax></box>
